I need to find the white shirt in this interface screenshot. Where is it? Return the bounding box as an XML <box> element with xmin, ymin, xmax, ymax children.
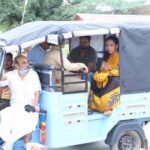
<box><xmin>0</xmin><ymin>69</ymin><xmax>41</xmax><ymax>106</ymax></box>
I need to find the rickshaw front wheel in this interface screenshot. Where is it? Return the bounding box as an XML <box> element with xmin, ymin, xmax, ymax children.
<box><xmin>109</xmin><ymin>131</ymin><xmax>141</xmax><ymax>150</ymax></box>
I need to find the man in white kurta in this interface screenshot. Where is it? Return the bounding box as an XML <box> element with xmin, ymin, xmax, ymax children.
<box><xmin>44</xmin><ymin>45</ymin><xmax>89</xmax><ymax>92</ymax></box>
<box><xmin>0</xmin><ymin>55</ymin><xmax>41</xmax><ymax>150</ymax></box>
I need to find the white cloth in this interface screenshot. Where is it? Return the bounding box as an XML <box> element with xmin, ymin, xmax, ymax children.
<box><xmin>0</xmin><ymin>69</ymin><xmax>41</xmax><ymax>105</ymax></box>
<box><xmin>0</xmin><ymin>105</ymin><xmax>38</xmax><ymax>143</ymax></box>
<box><xmin>0</xmin><ymin>69</ymin><xmax>41</xmax><ymax>150</ymax></box>
<box><xmin>143</xmin><ymin>122</ymin><xmax>150</xmax><ymax>147</ymax></box>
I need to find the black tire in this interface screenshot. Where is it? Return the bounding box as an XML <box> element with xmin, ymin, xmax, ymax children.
<box><xmin>109</xmin><ymin>131</ymin><xmax>141</xmax><ymax>150</ymax></box>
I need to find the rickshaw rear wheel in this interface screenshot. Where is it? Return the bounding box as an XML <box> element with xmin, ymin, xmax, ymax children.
<box><xmin>109</xmin><ymin>131</ymin><xmax>141</xmax><ymax>150</ymax></box>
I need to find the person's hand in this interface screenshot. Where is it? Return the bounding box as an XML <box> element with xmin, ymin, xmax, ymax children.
<box><xmin>100</xmin><ymin>62</ymin><xmax>111</xmax><ymax>71</ymax></box>
<box><xmin>104</xmin><ymin>64</ymin><xmax>111</xmax><ymax>70</ymax></box>
<box><xmin>78</xmin><ymin>63</ymin><xmax>88</xmax><ymax>73</ymax></box>
<box><xmin>100</xmin><ymin>61</ymin><xmax>106</xmax><ymax>71</ymax></box>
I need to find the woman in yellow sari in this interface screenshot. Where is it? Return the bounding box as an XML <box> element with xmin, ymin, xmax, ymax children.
<box><xmin>89</xmin><ymin>35</ymin><xmax>120</xmax><ymax>115</ymax></box>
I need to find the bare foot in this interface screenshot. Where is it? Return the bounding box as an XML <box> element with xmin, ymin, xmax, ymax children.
<box><xmin>104</xmin><ymin>110</ymin><xmax>112</xmax><ymax>116</ymax></box>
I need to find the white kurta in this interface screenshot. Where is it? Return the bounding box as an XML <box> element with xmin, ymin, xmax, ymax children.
<box><xmin>0</xmin><ymin>69</ymin><xmax>41</xmax><ymax>149</ymax></box>
<box><xmin>44</xmin><ymin>46</ymin><xmax>90</xmax><ymax>92</ymax></box>
<box><xmin>144</xmin><ymin>122</ymin><xmax>150</xmax><ymax>149</ymax></box>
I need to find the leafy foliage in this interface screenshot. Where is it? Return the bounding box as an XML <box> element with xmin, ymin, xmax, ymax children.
<box><xmin>48</xmin><ymin>0</ymin><xmax>148</xmax><ymax>21</ymax></box>
<box><xmin>0</xmin><ymin>0</ymin><xmax>148</xmax><ymax>31</ymax></box>
<box><xmin>0</xmin><ymin>0</ymin><xmax>23</xmax><ymax>28</ymax></box>
<box><xmin>25</xmin><ymin>0</ymin><xmax>63</xmax><ymax>21</ymax></box>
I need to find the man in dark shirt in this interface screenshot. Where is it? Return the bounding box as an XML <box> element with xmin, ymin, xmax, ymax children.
<box><xmin>68</xmin><ymin>36</ymin><xmax>97</xmax><ymax>72</ymax></box>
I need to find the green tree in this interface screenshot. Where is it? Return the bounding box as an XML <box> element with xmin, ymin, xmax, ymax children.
<box><xmin>24</xmin><ymin>0</ymin><xmax>63</xmax><ymax>22</ymax></box>
<box><xmin>0</xmin><ymin>0</ymin><xmax>23</xmax><ymax>28</ymax></box>
<box><xmin>0</xmin><ymin>0</ymin><xmax>148</xmax><ymax>31</ymax></box>
<box><xmin>0</xmin><ymin>0</ymin><xmax>63</xmax><ymax>30</ymax></box>
<box><xmin>53</xmin><ymin>0</ymin><xmax>147</xmax><ymax>20</ymax></box>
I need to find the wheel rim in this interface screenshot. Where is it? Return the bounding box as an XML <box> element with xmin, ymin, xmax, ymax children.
<box><xmin>118</xmin><ymin>134</ymin><xmax>135</xmax><ymax>150</ymax></box>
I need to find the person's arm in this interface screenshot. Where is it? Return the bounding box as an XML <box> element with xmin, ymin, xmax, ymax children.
<box><xmin>64</xmin><ymin>58</ymin><xmax>88</xmax><ymax>73</ymax></box>
<box><xmin>88</xmin><ymin>48</ymin><xmax>97</xmax><ymax>72</ymax></box>
<box><xmin>33</xmin><ymin>91</ymin><xmax>40</xmax><ymax>111</ymax></box>
<box><xmin>55</xmin><ymin>50</ymin><xmax>88</xmax><ymax>73</ymax></box>
<box><xmin>0</xmin><ymin>74</ymin><xmax>9</xmax><ymax>87</ymax></box>
<box><xmin>100</xmin><ymin>61</ymin><xmax>111</xmax><ymax>71</ymax></box>
<box><xmin>32</xmin><ymin>71</ymin><xmax>41</xmax><ymax>111</ymax></box>
<box><xmin>87</xmin><ymin>62</ymin><xmax>95</xmax><ymax>72</ymax></box>
<box><xmin>109</xmin><ymin>67</ymin><xmax>119</xmax><ymax>76</ymax></box>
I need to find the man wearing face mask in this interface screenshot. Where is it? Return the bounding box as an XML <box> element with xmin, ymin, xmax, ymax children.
<box><xmin>0</xmin><ymin>55</ymin><xmax>41</xmax><ymax>150</ymax></box>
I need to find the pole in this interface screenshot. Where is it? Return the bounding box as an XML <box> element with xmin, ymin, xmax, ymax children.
<box><xmin>21</xmin><ymin>0</ymin><xmax>29</xmax><ymax>25</ymax></box>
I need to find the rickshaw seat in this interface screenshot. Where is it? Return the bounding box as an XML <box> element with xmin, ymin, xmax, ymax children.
<box><xmin>32</xmin><ymin>64</ymin><xmax>56</xmax><ymax>91</ymax></box>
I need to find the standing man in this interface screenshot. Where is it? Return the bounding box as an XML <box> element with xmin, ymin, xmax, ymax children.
<box><xmin>27</xmin><ymin>42</ymin><xmax>50</xmax><ymax>63</ymax></box>
<box><xmin>0</xmin><ymin>55</ymin><xmax>41</xmax><ymax>150</ymax></box>
<box><xmin>68</xmin><ymin>36</ymin><xmax>97</xmax><ymax>73</ymax></box>
<box><xmin>0</xmin><ymin>53</ymin><xmax>13</xmax><ymax>111</ymax></box>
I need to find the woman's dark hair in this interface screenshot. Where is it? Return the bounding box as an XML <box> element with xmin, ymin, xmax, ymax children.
<box><xmin>104</xmin><ymin>35</ymin><xmax>119</xmax><ymax>61</ymax></box>
<box><xmin>106</xmin><ymin>35</ymin><xmax>119</xmax><ymax>45</ymax></box>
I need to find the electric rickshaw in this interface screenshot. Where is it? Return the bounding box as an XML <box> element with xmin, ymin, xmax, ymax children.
<box><xmin>0</xmin><ymin>20</ymin><xmax>150</xmax><ymax>150</ymax></box>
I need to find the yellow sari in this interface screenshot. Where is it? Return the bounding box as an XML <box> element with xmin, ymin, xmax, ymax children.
<box><xmin>89</xmin><ymin>52</ymin><xmax>120</xmax><ymax>112</ymax></box>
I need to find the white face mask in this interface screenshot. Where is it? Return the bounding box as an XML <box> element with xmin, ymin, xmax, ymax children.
<box><xmin>18</xmin><ymin>67</ymin><xmax>30</xmax><ymax>76</ymax></box>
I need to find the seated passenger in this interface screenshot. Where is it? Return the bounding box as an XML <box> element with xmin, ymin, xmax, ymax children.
<box><xmin>44</xmin><ymin>42</ymin><xmax>89</xmax><ymax>92</ymax></box>
<box><xmin>89</xmin><ymin>35</ymin><xmax>120</xmax><ymax>115</ymax></box>
<box><xmin>68</xmin><ymin>36</ymin><xmax>97</xmax><ymax>82</ymax></box>
<box><xmin>0</xmin><ymin>55</ymin><xmax>41</xmax><ymax>149</ymax></box>
<box><xmin>0</xmin><ymin>53</ymin><xmax>13</xmax><ymax>111</ymax></box>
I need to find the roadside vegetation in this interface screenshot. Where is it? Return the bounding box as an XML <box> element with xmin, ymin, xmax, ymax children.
<box><xmin>0</xmin><ymin>0</ymin><xmax>148</xmax><ymax>31</ymax></box>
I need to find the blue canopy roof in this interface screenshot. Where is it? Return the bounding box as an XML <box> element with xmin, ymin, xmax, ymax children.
<box><xmin>0</xmin><ymin>21</ymin><xmax>118</xmax><ymax>46</ymax></box>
